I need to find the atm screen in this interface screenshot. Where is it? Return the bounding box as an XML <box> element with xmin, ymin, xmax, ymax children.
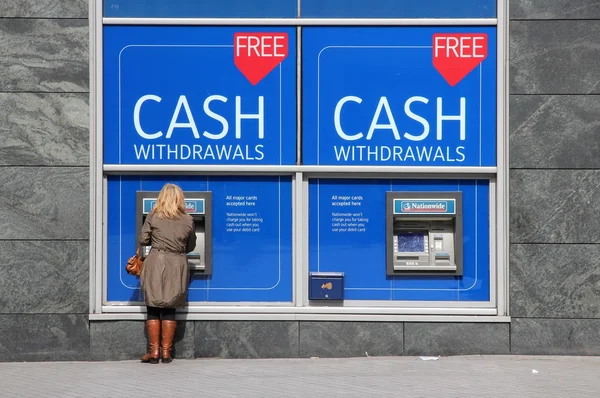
<box><xmin>397</xmin><ymin>233</ymin><xmax>425</xmax><ymax>252</ymax></box>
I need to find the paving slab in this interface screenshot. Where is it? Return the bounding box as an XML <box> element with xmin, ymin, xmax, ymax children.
<box><xmin>1</xmin><ymin>356</ymin><xmax>599</xmax><ymax>397</ymax></box>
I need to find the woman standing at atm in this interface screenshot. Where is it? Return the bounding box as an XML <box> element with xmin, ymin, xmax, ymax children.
<box><xmin>138</xmin><ymin>183</ymin><xmax>197</xmax><ymax>364</ymax></box>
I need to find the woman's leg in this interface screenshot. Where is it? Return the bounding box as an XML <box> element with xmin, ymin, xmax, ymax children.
<box><xmin>141</xmin><ymin>306</ymin><xmax>161</xmax><ymax>364</ymax></box>
<box><xmin>160</xmin><ymin>308</ymin><xmax>177</xmax><ymax>363</ymax></box>
<box><xmin>147</xmin><ymin>306</ymin><xmax>161</xmax><ymax>320</ymax></box>
<box><xmin>162</xmin><ymin>308</ymin><xmax>176</xmax><ymax>321</ymax></box>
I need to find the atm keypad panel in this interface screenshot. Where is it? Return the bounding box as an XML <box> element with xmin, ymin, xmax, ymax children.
<box><xmin>392</xmin><ymin>220</ymin><xmax>456</xmax><ymax>271</ymax></box>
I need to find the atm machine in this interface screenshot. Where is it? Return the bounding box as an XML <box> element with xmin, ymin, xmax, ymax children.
<box><xmin>386</xmin><ymin>192</ymin><xmax>463</xmax><ymax>276</ymax></box>
<box><xmin>136</xmin><ymin>191</ymin><xmax>212</xmax><ymax>275</ymax></box>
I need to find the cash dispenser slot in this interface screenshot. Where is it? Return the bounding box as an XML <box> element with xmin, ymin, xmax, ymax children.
<box><xmin>136</xmin><ymin>191</ymin><xmax>213</xmax><ymax>276</ymax></box>
<box><xmin>386</xmin><ymin>192</ymin><xmax>463</xmax><ymax>276</ymax></box>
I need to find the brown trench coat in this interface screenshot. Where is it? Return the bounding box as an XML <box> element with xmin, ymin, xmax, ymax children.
<box><xmin>139</xmin><ymin>212</ymin><xmax>197</xmax><ymax>308</ymax></box>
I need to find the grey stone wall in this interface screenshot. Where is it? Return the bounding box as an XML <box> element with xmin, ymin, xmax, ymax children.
<box><xmin>509</xmin><ymin>0</ymin><xmax>600</xmax><ymax>354</ymax></box>
<box><xmin>0</xmin><ymin>1</ymin><xmax>90</xmax><ymax>361</ymax></box>
<box><xmin>1</xmin><ymin>0</ymin><xmax>598</xmax><ymax>361</ymax></box>
<box><xmin>90</xmin><ymin>321</ymin><xmax>509</xmax><ymax>360</ymax></box>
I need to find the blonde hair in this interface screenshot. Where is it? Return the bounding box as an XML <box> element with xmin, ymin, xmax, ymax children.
<box><xmin>151</xmin><ymin>183</ymin><xmax>186</xmax><ymax>220</ymax></box>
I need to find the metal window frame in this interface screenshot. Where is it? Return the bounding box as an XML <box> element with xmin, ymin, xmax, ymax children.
<box><xmin>89</xmin><ymin>0</ymin><xmax>509</xmax><ymax>321</ymax></box>
<box><xmin>102</xmin><ymin>17</ymin><xmax>498</xmax><ymax>26</ymax></box>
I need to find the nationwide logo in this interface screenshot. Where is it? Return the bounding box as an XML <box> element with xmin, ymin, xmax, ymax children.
<box><xmin>400</xmin><ymin>201</ymin><xmax>448</xmax><ymax>213</ymax></box>
<box><xmin>183</xmin><ymin>200</ymin><xmax>205</xmax><ymax>214</ymax></box>
<box><xmin>184</xmin><ymin>201</ymin><xmax>197</xmax><ymax>213</ymax></box>
<box><xmin>145</xmin><ymin>199</ymin><xmax>203</xmax><ymax>214</ymax></box>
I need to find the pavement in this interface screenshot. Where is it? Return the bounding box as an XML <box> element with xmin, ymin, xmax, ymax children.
<box><xmin>1</xmin><ymin>355</ymin><xmax>599</xmax><ymax>397</ymax></box>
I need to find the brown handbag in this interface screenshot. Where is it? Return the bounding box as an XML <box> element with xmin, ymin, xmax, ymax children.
<box><xmin>125</xmin><ymin>248</ymin><xmax>144</xmax><ymax>276</ymax></box>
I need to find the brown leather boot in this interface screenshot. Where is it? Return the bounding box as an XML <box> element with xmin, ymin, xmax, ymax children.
<box><xmin>140</xmin><ymin>319</ymin><xmax>160</xmax><ymax>364</ymax></box>
<box><xmin>161</xmin><ymin>320</ymin><xmax>177</xmax><ymax>363</ymax></box>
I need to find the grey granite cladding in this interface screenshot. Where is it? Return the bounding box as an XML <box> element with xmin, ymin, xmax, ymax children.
<box><xmin>90</xmin><ymin>321</ymin><xmax>146</xmax><ymax>361</ymax></box>
<box><xmin>195</xmin><ymin>321</ymin><xmax>299</xmax><ymax>359</ymax></box>
<box><xmin>91</xmin><ymin>321</ymin><xmax>195</xmax><ymax>361</ymax></box>
<box><xmin>510</xmin><ymin>170</ymin><xmax>600</xmax><ymax>244</ymax></box>
<box><xmin>0</xmin><ymin>241</ymin><xmax>88</xmax><ymax>314</ymax></box>
<box><xmin>510</xmin><ymin>0</ymin><xmax>600</xmax><ymax>20</ymax></box>
<box><xmin>404</xmin><ymin>323</ymin><xmax>510</xmax><ymax>356</ymax></box>
<box><xmin>511</xmin><ymin>318</ymin><xmax>600</xmax><ymax>355</ymax></box>
<box><xmin>510</xmin><ymin>21</ymin><xmax>600</xmax><ymax>94</ymax></box>
<box><xmin>510</xmin><ymin>95</ymin><xmax>600</xmax><ymax>169</ymax></box>
<box><xmin>0</xmin><ymin>315</ymin><xmax>89</xmax><ymax>362</ymax></box>
<box><xmin>0</xmin><ymin>167</ymin><xmax>88</xmax><ymax>240</ymax></box>
<box><xmin>172</xmin><ymin>321</ymin><xmax>195</xmax><ymax>360</ymax></box>
<box><xmin>0</xmin><ymin>19</ymin><xmax>88</xmax><ymax>92</ymax></box>
<box><xmin>508</xmin><ymin>0</ymin><xmax>600</xmax><ymax>358</ymax></box>
<box><xmin>298</xmin><ymin>322</ymin><xmax>403</xmax><ymax>358</ymax></box>
<box><xmin>510</xmin><ymin>244</ymin><xmax>600</xmax><ymax>318</ymax></box>
<box><xmin>0</xmin><ymin>93</ymin><xmax>89</xmax><ymax>166</ymax></box>
<box><xmin>0</xmin><ymin>0</ymin><xmax>87</xmax><ymax>18</ymax></box>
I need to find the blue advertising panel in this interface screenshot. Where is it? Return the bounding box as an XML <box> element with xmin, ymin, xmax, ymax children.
<box><xmin>107</xmin><ymin>175</ymin><xmax>293</xmax><ymax>302</ymax></box>
<box><xmin>104</xmin><ymin>0</ymin><xmax>496</xmax><ymax>19</ymax></box>
<box><xmin>301</xmin><ymin>0</ymin><xmax>496</xmax><ymax>18</ymax></box>
<box><xmin>302</xmin><ymin>27</ymin><xmax>497</xmax><ymax>167</ymax></box>
<box><xmin>103</xmin><ymin>26</ymin><xmax>297</xmax><ymax>165</ymax></box>
<box><xmin>308</xmin><ymin>179</ymin><xmax>490</xmax><ymax>301</ymax></box>
<box><xmin>104</xmin><ymin>0</ymin><xmax>298</xmax><ymax>18</ymax></box>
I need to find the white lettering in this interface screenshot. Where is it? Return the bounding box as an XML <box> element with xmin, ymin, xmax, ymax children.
<box><xmin>235</xmin><ymin>36</ymin><xmax>246</xmax><ymax>57</ymax></box>
<box><xmin>255</xmin><ymin>144</ymin><xmax>265</xmax><ymax>160</ymax></box>
<box><xmin>235</xmin><ymin>96</ymin><xmax>264</xmax><ymax>139</ymax></box>
<box><xmin>436</xmin><ymin>97</ymin><xmax>466</xmax><ymax>140</ymax></box>
<box><xmin>434</xmin><ymin>37</ymin><xmax>444</xmax><ymax>58</ymax></box>
<box><xmin>404</xmin><ymin>146</ymin><xmax>416</xmax><ymax>161</ymax></box>
<box><xmin>334</xmin><ymin>96</ymin><xmax>467</xmax><ymax>143</ymax></box>
<box><xmin>236</xmin><ymin>35</ymin><xmax>286</xmax><ymax>57</ymax></box>
<box><xmin>435</xmin><ymin>36</ymin><xmax>486</xmax><ymax>58</ymax></box>
<box><xmin>334</xmin><ymin>145</ymin><xmax>351</xmax><ymax>161</ymax></box>
<box><xmin>203</xmin><ymin>95</ymin><xmax>229</xmax><ymax>140</ymax></box>
<box><xmin>443</xmin><ymin>37</ymin><xmax>459</xmax><ymax>57</ymax></box>
<box><xmin>132</xmin><ymin>144</ymin><xmax>265</xmax><ymax>161</ymax></box>
<box><xmin>248</xmin><ymin>36</ymin><xmax>260</xmax><ymax>56</ymax></box>
<box><xmin>456</xmin><ymin>146</ymin><xmax>466</xmax><ymax>162</ymax></box>
<box><xmin>204</xmin><ymin>144</ymin><xmax>215</xmax><ymax>160</ymax></box>
<box><xmin>449</xmin><ymin>37</ymin><xmax>460</xmax><ymax>56</ymax></box>
<box><xmin>166</xmin><ymin>95</ymin><xmax>200</xmax><ymax>139</ymax></box>
<box><xmin>134</xmin><ymin>144</ymin><xmax>151</xmax><ymax>159</ymax></box>
<box><xmin>273</xmin><ymin>36</ymin><xmax>285</xmax><ymax>57</ymax></box>
<box><xmin>473</xmin><ymin>37</ymin><xmax>485</xmax><ymax>58</ymax></box>
<box><xmin>134</xmin><ymin>94</ymin><xmax>270</xmax><ymax>142</ymax></box>
<box><xmin>331</xmin><ymin>145</ymin><xmax>466</xmax><ymax>163</ymax></box>
<box><xmin>216</xmin><ymin>144</ymin><xmax>232</xmax><ymax>159</ymax></box>
<box><xmin>134</xmin><ymin>95</ymin><xmax>163</xmax><ymax>139</ymax></box>
<box><xmin>180</xmin><ymin>144</ymin><xmax>191</xmax><ymax>160</ymax></box>
<box><xmin>416</xmin><ymin>146</ymin><xmax>433</xmax><ymax>162</ymax></box>
<box><xmin>459</xmin><ymin>37</ymin><xmax>471</xmax><ymax>57</ymax></box>
<box><xmin>334</xmin><ymin>96</ymin><xmax>363</xmax><ymax>141</ymax></box>
<box><xmin>366</xmin><ymin>97</ymin><xmax>400</xmax><ymax>141</ymax></box>
<box><xmin>167</xmin><ymin>145</ymin><xmax>178</xmax><ymax>159</ymax></box>
<box><xmin>403</xmin><ymin>96</ymin><xmax>430</xmax><ymax>141</ymax></box>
